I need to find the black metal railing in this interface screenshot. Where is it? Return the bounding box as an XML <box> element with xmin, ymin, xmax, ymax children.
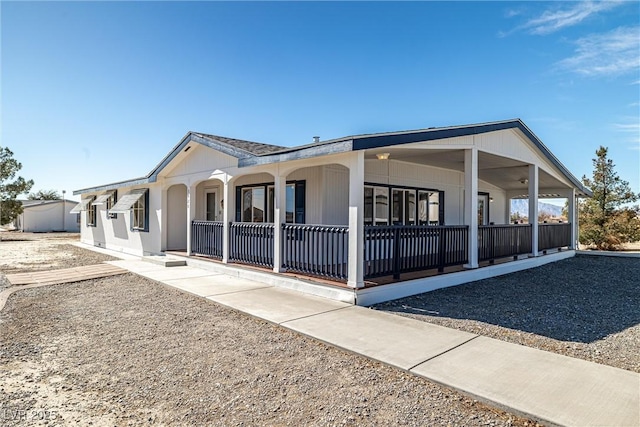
<box><xmin>478</xmin><ymin>224</ymin><xmax>532</xmax><ymax>262</ymax></box>
<box><xmin>282</xmin><ymin>224</ymin><xmax>349</xmax><ymax>281</ymax></box>
<box><xmin>191</xmin><ymin>220</ymin><xmax>224</xmax><ymax>259</ymax></box>
<box><xmin>539</xmin><ymin>223</ymin><xmax>571</xmax><ymax>251</ymax></box>
<box><xmin>229</xmin><ymin>222</ymin><xmax>275</xmax><ymax>267</ymax></box>
<box><xmin>364</xmin><ymin>225</ymin><xmax>468</xmax><ymax>279</ymax></box>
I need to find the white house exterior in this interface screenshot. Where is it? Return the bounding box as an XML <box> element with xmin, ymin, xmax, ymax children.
<box><xmin>14</xmin><ymin>199</ymin><xmax>80</xmax><ymax>232</ymax></box>
<box><xmin>73</xmin><ymin>119</ymin><xmax>591</xmax><ymax>304</ymax></box>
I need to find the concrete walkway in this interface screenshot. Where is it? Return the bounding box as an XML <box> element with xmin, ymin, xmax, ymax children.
<box><xmin>106</xmin><ymin>258</ymin><xmax>639</xmax><ymax>427</ymax></box>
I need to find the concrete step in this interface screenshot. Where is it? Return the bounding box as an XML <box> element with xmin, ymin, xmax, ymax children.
<box><xmin>141</xmin><ymin>255</ymin><xmax>187</xmax><ymax>267</ymax></box>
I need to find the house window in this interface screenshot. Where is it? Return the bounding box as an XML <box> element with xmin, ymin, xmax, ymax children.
<box><xmin>106</xmin><ymin>190</ymin><xmax>117</xmax><ymax>219</ymax></box>
<box><xmin>237</xmin><ymin>181</ymin><xmax>305</xmax><ymax>224</ymax></box>
<box><xmin>131</xmin><ymin>191</ymin><xmax>148</xmax><ymax>231</ymax></box>
<box><xmin>392</xmin><ymin>188</ymin><xmax>416</xmax><ymax>225</ymax></box>
<box><xmin>418</xmin><ymin>191</ymin><xmax>440</xmax><ymax>225</ymax></box>
<box><xmin>365</xmin><ymin>183</ymin><xmax>444</xmax><ymax>226</ymax></box>
<box><xmin>87</xmin><ymin>196</ymin><xmax>97</xmax><ymax>227</ymax></box>
<box><xmin>364</xmin><ymin>186</ymin><xmax>389</xmax><ymax>226</ymax></box>
<box><xmin>242</xmin><ymin>187</ymin><xmax>265</xmax><ymax>223</ymax></box>
<box><xmin>266</xmin><ymin>184</ymin><xmax>297</xmax><ymax>223</ymax></box>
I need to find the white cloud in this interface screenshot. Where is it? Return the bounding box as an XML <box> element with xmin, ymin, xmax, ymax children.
<box><xmin>613</xmin><ymin>119</ymin><xmax>640</xmax><ymax>149</ymax></box>
<box><xmin>520</xmin><ymin>1</ymin><xmax>623</xmax><ymax>35</ymax></box>
<box><xmin>557</xmin><ymin>26</ymin><xmax>640</xmax><ymax>77</ymax></box>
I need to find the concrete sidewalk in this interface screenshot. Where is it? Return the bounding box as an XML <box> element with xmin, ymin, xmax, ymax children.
<box><xmin>108</xmin><ymin>259</ymin><xmax>640</xmax><ymax>427</ymax></box>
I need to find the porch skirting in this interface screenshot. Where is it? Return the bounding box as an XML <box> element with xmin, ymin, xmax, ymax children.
<box><xmin>171</xmin><ymin>250</ymin><xmax>576</xmax><ymax>306</ymax></box>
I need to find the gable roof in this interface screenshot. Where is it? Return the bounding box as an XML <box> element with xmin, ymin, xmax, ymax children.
<box><xmin>74</xmin><ymin>119</ymin><xmax>591</xmax><ymax>196</ymax></box>
<box><xmin>73</xmin><ymin>132</ymin><xmax>285</xmax><ymax>195</ymax></box>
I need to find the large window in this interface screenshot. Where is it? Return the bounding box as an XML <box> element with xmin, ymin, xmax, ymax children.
<box><xmin>364</xmin><ymin>186</ymin><xmax>389</xmax><ymax>226</ymax></box>
<box><xmin>418</xmin><ymin>190</ymin><xmax>440</xmax><ymax>225</ymax></box>
<box><xmin>237</xmin><ymin>181</ymin><xmax>305</xmax><ymax>224</ymax></box>
<box><xmin>365</xmin><ymin>183</ymin><xmax>444</xmax><ymax>226</ymax></box>
<box><xmin>242</xmin><ymin>186</ymin><xmax>265</xmax><ymax>223</ymax></box>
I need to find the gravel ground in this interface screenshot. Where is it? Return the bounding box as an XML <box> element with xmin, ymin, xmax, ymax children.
<box><xmin>0</xmin><ymin>274</ymin><xmax>541</xmax><ymax>427</ymax></box>
<box><xmin>0</xmin><ymin>232</ymin><xmax>117</xmax><ymax>292</ymax></box>
<box><xmin>374</xmin><ymin>255</ymin><xmax>640</xmax><ymax>373</ymax></box>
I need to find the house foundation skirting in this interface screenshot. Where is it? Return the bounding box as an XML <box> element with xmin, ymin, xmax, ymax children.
<box><xmin>355</xmin><ymin>250</ymin><xmax>575</xmax><ymax>306</ymax></box>
<box><xmin>172</xmin><ymin>250</ymin><xmax>576</xmax><ymax>306</ymax></box>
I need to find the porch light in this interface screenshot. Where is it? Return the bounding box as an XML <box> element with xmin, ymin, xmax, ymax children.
<box><xmin>376</xmin><ymin>152</ymin><xmax>390</xmax><ymax>160</ymax></box>
<box><xmin>519</xmin><ymin>178</ymin><xmax>529</xmax><ymax>185</ymax></box>
<box><xmin>489</xmin><ymin>197</ymin><xmax>494</xmax><ymax>203</ymax></box>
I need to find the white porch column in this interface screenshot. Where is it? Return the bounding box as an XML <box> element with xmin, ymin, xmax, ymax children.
<box><xmin>222</xmin><ymin>175</ymin><xmax>233</xmax><ymax>264</ymax></box>
<box><xmin>528</xmin><ymin>165</ymin><xmax>539</xmax><ymax>256</ymax></box>
<box><xmin>347</xmin><ymin>151</ymin><xmax>365</xmax><ymax>289</ymax></box>
<box><xmin>568</xmin><ymin>188</ymin><xmax>577</xmax><ymax>249</ymax></box>
<box><xmin>464</xmin><ymin>148</ymin><xmax>479</xmax><ymax>269</ymax></box>
<box><xmin>273</xmin><ymin>171</ymin><xmax>286</xmax><ymax>273</ymax></box>
<box><xmin>186</xmin><ymin>183</ymin><xmax>197</xmax><ymax>256</ymax></box>
<box><xmin>160</xmin><ymin>187</ymin><xmax>168</xmax><ymax>251</ymax></box>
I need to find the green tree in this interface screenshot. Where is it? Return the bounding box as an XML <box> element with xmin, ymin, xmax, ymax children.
<box><xmin>0</xmin><ymin>147</ymin><xmax>35</xmax><ymax>225</ymax></box>
<box><xmin>28</xmin><ymin>189</ymin><xmax>61</xmax><ymax>200</ymax></box>
<box><xmin>579</xmin><ymin>146</ymin><xmax>640</xmax><ymax>250</ymax></box>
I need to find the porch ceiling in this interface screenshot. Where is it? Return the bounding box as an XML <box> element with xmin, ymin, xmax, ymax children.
<box><xmin>365</xmin><ymin>149</ymin><xmax>570</xmax><ymax>192</ymax></box>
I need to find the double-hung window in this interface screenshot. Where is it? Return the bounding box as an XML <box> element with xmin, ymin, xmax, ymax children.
<box><xmin>132</xmin><ymin>192</ymin><xmax>147</xmax><ymax>230</ymax></box>
<box><xmin>86</xmin><ymin>196</ymin><xmax>97</xmax><ymax>227</ymax></box>
<box><xmin>109</xmin><ymin>188</ymin><xmax>148</xmax><ymax>231</ymax></box>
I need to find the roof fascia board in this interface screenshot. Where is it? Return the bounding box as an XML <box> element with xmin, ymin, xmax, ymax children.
<box><xmin>73</xmin><ymin>177</ymin><xmax>154</xmax><ymax>195</ymax></box>
<box><xmin>351</xmin><ymin>119</ymin><xmax>591</xmax><ymax>197</ymax></box>
<box><xmin>238</xmin><ymin>139</ymin><xmax>353</xmax><ymax>167</ymax></box>
<box><xmin>74</xmin><ymin>132</ymin><xmax>250</xmax><ymax>196</ymax></box>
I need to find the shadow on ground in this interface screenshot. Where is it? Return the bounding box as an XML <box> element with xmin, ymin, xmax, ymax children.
<box><xmin>375</xmin><ymin>255</ymin><xmax>640</xmax><ymax>343</ymax></box>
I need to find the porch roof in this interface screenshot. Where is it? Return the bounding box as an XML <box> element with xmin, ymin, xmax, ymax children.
<box><xmin>74</xmin><ymin>119</ymin><xmax>591</xmax><ymax>197</ymax></box>
<box><xmin>238</xmin><ymin>118</ymin><xmax>591</xmax><ymax>197</ymax></box>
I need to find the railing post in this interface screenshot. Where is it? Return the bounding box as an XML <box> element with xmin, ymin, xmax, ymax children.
<box><xmin>438</xmin><ymin>227</ymin><xmax>446</xmax><ymax>273</ymax></box>
<box><xmin>392</xmin><ymin>227</ymin><xmax>401</xmax><ymax>280</ymax></box>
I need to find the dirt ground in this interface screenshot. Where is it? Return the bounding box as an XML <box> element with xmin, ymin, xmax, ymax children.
<box><xmin>0</xmin><ymin>234</ymin><xmax>540</xmax><ymax>426</ymax></box>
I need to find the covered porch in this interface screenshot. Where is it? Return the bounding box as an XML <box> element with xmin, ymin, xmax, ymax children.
<box><xmin>171</xmin><ymin>142</ymin><xmax>581</xmax><ymax>291</ymax></box>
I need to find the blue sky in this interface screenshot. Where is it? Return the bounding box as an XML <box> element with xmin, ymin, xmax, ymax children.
<box><xmin>2</xmin><ymin>1</ymin><xmax>639</xmax><ymax>202</ymax></box>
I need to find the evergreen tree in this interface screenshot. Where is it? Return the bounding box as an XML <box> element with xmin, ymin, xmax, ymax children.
<box><xmin>580</xmin><ymin>146</ymin><xmax>640</xmax><ymax>249</ymax></box>
<box><xmin>28</xmin><ymin>189</ymin><xmax>62</xmax><ymax>200</ymax></box>
<box><xmin>0</xmin><ymin>147</ymin><xmax>35</xmax><ymax>225</ymax></box>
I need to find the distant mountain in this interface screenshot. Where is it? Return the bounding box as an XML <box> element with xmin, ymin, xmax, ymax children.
<box><xmin>511</xmin><ymin>199</ymin><xmax>563</xmax><ymax>218</ymax></box>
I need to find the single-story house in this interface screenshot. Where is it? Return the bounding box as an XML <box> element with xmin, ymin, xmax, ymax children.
<box><xmin>73</xmin><ymin>119</ymin><xmax>591</xmax><ymax>305</ymax></box>
<box><xmin>13</xmin><ymin>199</ymin><xmax>81</xmax><ymax>232</ymax></box>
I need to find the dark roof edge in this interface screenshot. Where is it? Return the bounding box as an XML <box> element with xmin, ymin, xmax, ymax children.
<box><xmin>73</xmin><ymin>132</ymin><xmax>260</xmax><ymax>195</ymax></box>
<box><xmin>238</xmin><ymin>139</ymin><xmax>353</xmax><ymax>167</ymax></box>
<box><xmin>351</xmin><ymin>119</ymin><xmax>590</xmax><ymax>196</ymax></box>
<box><xmin>73</xmin><ymin>177</ymin><xmax>155</xmax><ymax>195</ymax></box>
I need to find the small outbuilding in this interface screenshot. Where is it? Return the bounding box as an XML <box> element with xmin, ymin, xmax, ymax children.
<box><xmin>13</xmin><ymin>199</ymin><xmax>80</xmax><ymax>232</ymax></box>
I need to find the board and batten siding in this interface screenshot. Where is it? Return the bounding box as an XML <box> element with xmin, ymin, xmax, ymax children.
<box><xmin>161</xmin><ymin>144</ymin><xmax>237</xmax><ymax>180</ymax></box>
<box><xmin>475</xmin><ymin>129</ymin><xmax>570</xmax><ymax>187</ymax></box>
<box><xmin>365</xmin><ymin>159</ymin><xmax>508</xmax><ymax>225</ymax></box>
